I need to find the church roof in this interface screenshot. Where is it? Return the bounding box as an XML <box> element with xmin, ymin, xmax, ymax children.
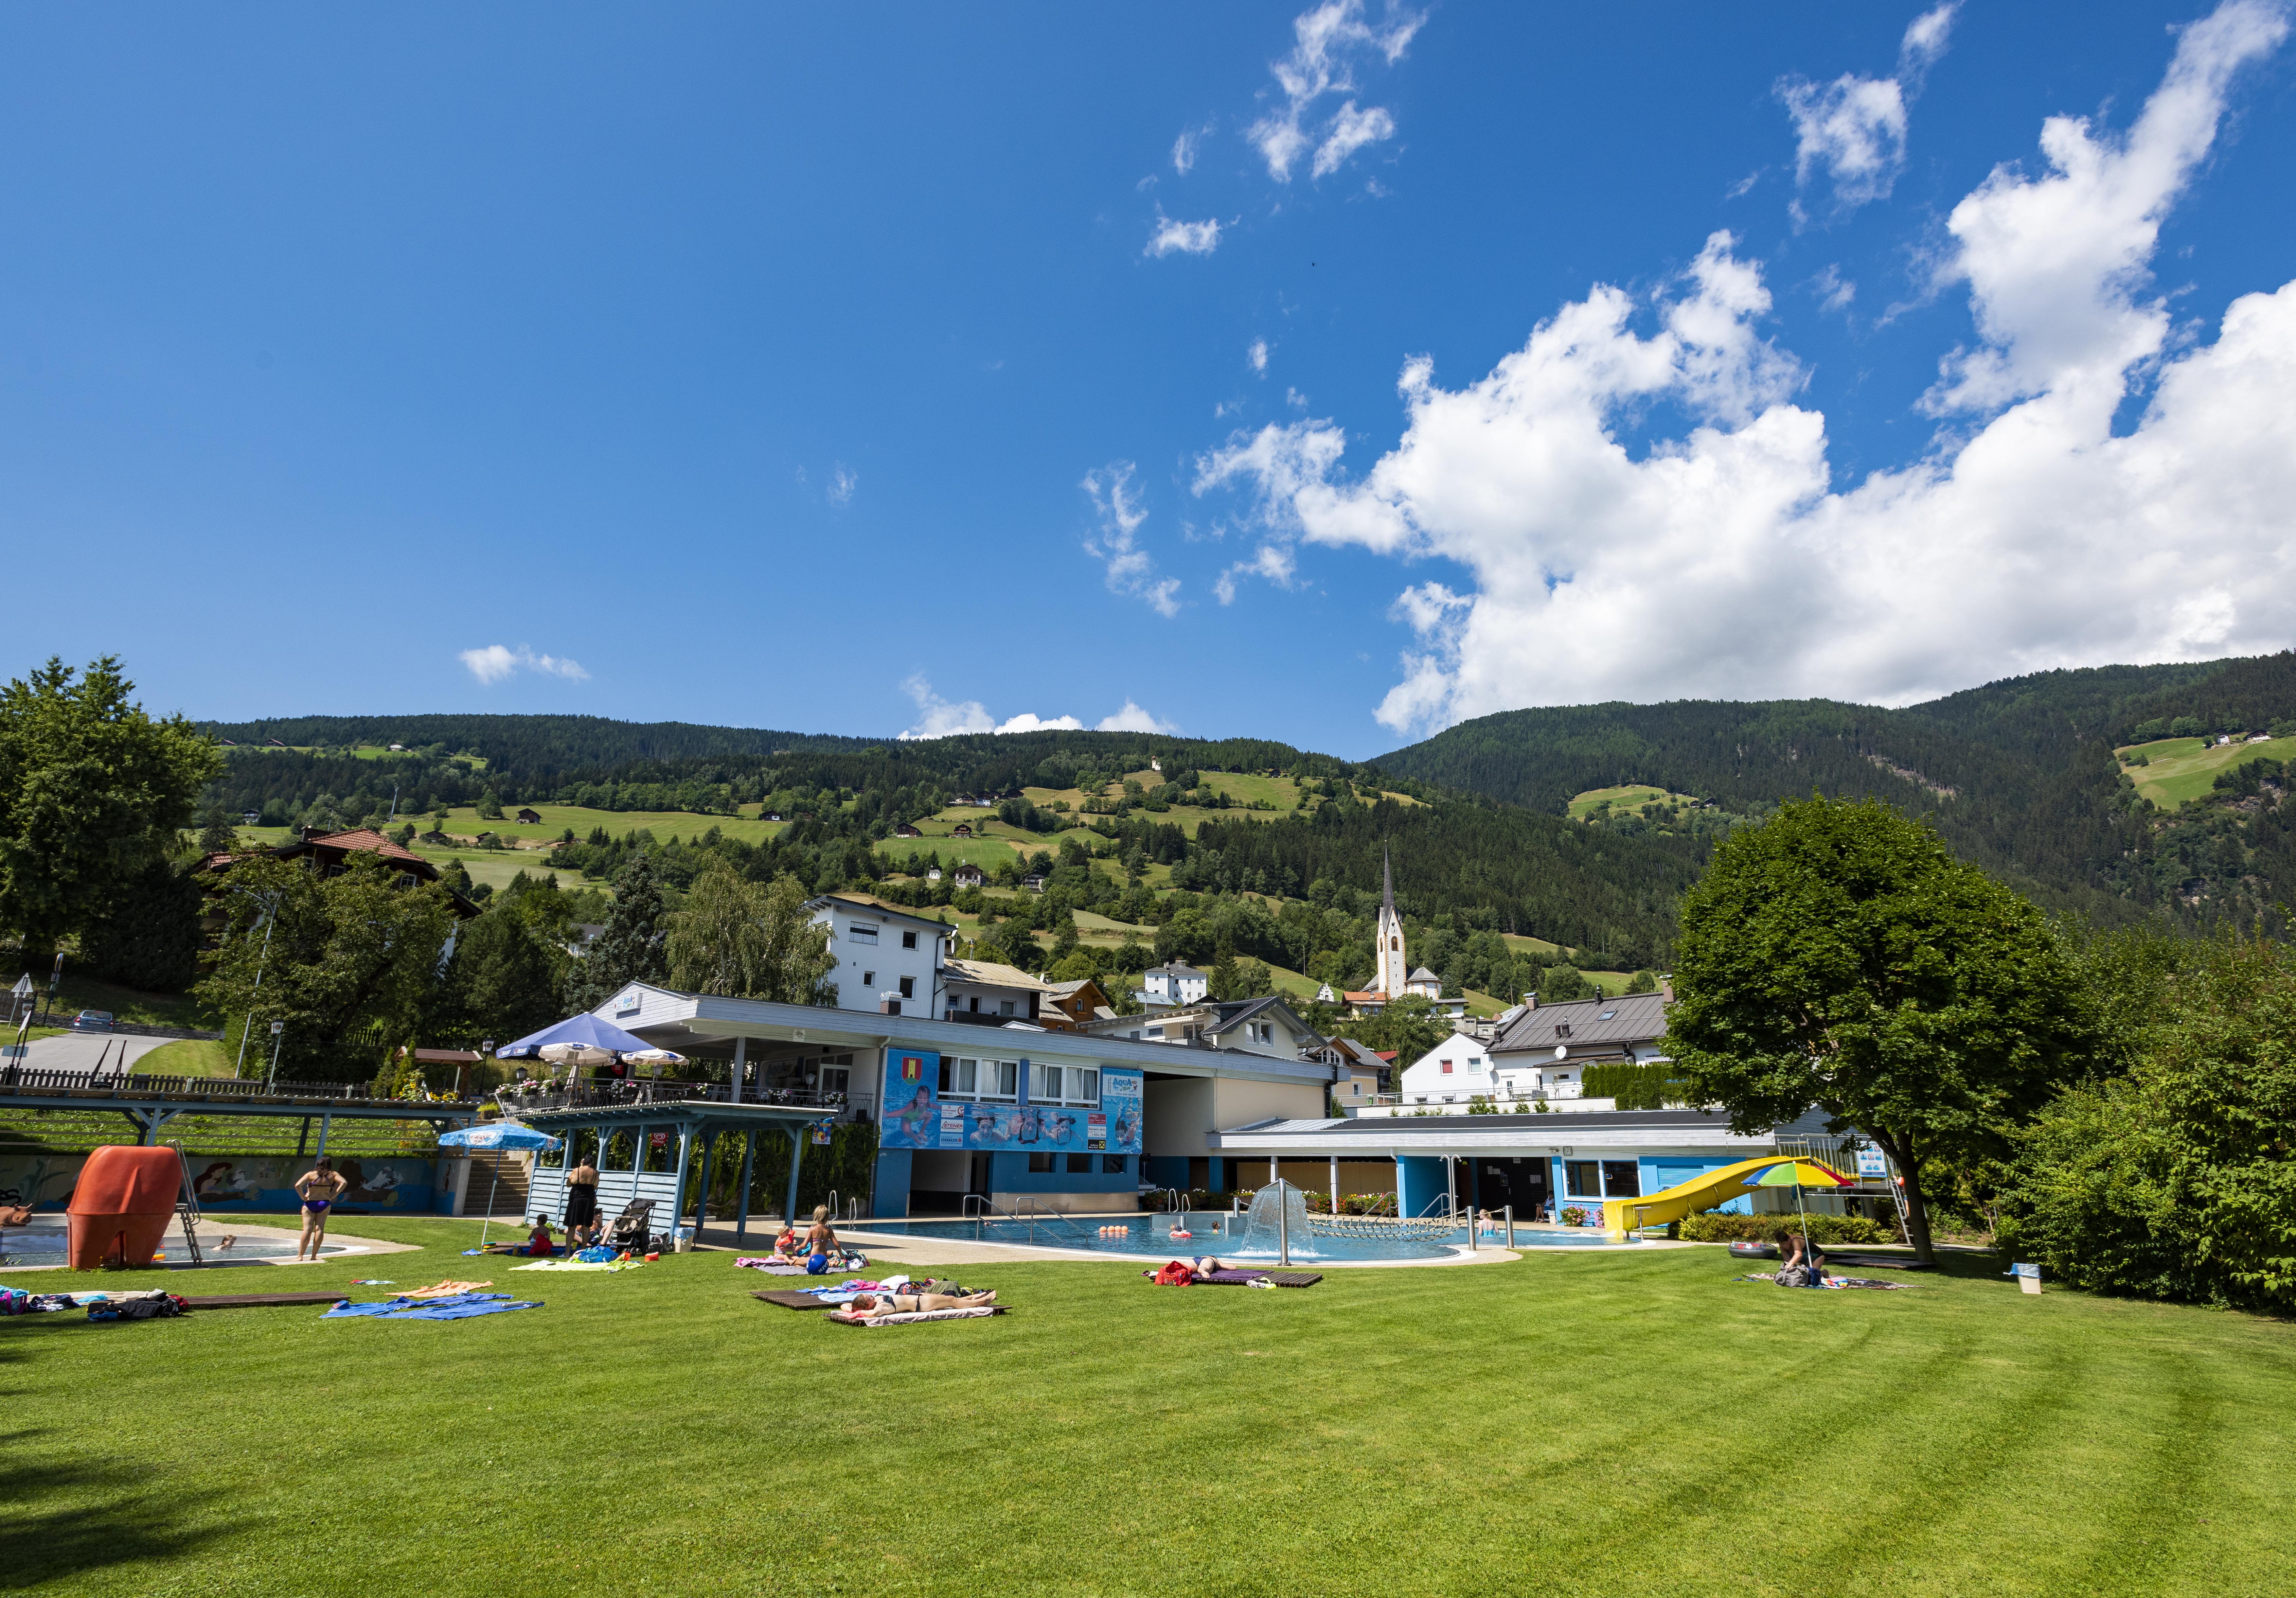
<box><xmin>1382</xmin><ymin>845</ymin><xmax>1395</xmax><ymax>919</ymax></box>
<box><xmin>1407</xmin><ymin>966</ymin><xmax>1440</xmax><ymax>983</ymax></box>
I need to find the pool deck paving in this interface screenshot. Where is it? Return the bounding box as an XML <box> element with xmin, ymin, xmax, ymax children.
<box><xmin>2</xmin><ymin>1218</ymin><xmax>419</xmax><ymax>1272</ymax></box>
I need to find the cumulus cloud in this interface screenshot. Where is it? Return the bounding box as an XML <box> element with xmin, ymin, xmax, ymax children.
<box><xmin>1082</xmin><ymin>461</ymin><xmax>1182</xmax><ymax>617</ymax></box>
<box><xmin>1248</xmin><ymin>337</ymin><xmax>1271</xmax><ymax>374</ymax></box>
<box><xmin>1097</xmin><ymin>700</ymin><xmax>1181</xmax><ymax>734</ymax></box>
<box><xmin>1777</xmin><ymin>3</ymin><xmax>1959</xmax><ymax>217</ymax></box>
<box><xmin>1146</xmin><ymin>212</ymin><xmax>1222</xmax><ymax>257</ymax></box>
<box><xmin>1191</xmin><ymin>2</ymin><xmax>2295</xmax><ymax>736</ymax></box>
<box><xmin>1248</xmin><ymin>0</ymin><xmax>1422</xmax><ymax>182</ymax></box>
<box><xmin>896</xmin><ymin>676</ymin><xmax>1173</xmax><ymax>740</ymax></box>
<box><xmin>459</xmin><ymin>644</ymin><xmax>590</xmax><ymax>686</ymax></box>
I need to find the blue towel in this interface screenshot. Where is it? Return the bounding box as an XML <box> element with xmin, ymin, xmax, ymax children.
<box><xmin>323</xmin><ymin>1292</ymin><xmax>542</xmax><ymax>1321</ymax></box>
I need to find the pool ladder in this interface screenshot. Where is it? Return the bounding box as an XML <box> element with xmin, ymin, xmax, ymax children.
<box><xmin>165</xmin><ymin>1142</ymin><xmax>204</xmax><ymax>1266</ymax></box>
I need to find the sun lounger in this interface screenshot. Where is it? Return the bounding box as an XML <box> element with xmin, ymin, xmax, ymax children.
<box><xmin>1201</xmin><ymin>1269</ymin><xmax>1322</xmax><ymax>1288</ymax></box>
<box><xmin>178</xmin><ymin>1291</ymin><xmax>345</xmax><ymax>1309</ymax></box>
<box><xmin>752</xmin><ymin>1289</ymin><xmax>837</xmax><ymax>1310</ymax></box>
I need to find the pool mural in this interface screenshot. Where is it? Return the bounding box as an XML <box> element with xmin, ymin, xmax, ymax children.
<box><xmin>878</xmin><ymin>1048</ymin><xmax>1143</xmax><ymax>1156</ymax></box>
<box><xmin>0</xmin><ymin>1151</ymin><xmax>441</xmax><ymax>1213</ymax></box>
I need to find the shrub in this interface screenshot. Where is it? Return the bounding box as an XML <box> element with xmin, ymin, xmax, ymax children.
<box><xmin>1677</xmin><ymin>1210</ymin><xmax>1899</xmax><ymax>1245</ymax></box>
<box><xmin>1560</xmin><ymin>1206</ymin><xmax>1596</xmax><ymax>1227</ymax></box>
<box><xmin>1996</xmin><ymin>936</ymin><xmax>2296</xmax><ymax>1313</ymax></box>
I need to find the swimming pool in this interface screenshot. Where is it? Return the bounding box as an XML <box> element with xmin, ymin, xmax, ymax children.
<box><xmin>0</xmin><ymin>1221</ymin><xmax>355</xmax><ymax>1267</ymax></box>
<box><xmin>847</xmin><ymin>1211</ymin><xmax>1643</xmax><ymax>1261</ymax></box>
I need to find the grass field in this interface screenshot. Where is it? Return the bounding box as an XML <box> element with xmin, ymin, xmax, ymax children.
<box><xmin>1568</xmin><ymin>784</ymin><xmax>1700</xmax><ymax>821</ymax></box>
<box><xmin>7</xmin><ymin>1217</ymin><xmax>2292</xmax><ymax>1596</ymax></box>
<box><xmin>2118</xmin><ymin>734</ymin><xmax>2296</xmax><ymax>809</ymax></box>
<box><xmin>134</xmin><ymin>1037</ymin><xmax>234</xmax><ymax>1076</ymax></box>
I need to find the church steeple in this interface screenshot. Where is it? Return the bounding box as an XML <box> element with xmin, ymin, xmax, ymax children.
<box><xmin>1376</xmin><ymin>844</ymin><xmax>1406</xmax><ymax>999</ymax></box>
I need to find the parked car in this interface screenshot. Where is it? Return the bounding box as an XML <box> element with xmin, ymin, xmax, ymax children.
<box><xmin>69</xmin><ymin>1010</ymin><xmax>115</xmax><ymax>1032</ymax></box>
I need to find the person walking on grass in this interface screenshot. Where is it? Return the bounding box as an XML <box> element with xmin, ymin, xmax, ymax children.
<box><xmin>294</xmin><ymin>1156</ymin><xmax>347</xmax><ymax>1262</ymax></box>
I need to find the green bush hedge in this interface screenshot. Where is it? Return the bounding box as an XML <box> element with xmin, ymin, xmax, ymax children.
<box><xmin>1677</xmin><ymin>1210</ymin><xmax>1899</xmax><ymax>1245</ymax></box>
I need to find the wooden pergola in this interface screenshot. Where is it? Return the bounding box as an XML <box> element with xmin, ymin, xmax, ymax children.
<box><xmin>518</xmin><ymin>1097</ymin><xmax>837</xmax><ymax>1242</ymax></box>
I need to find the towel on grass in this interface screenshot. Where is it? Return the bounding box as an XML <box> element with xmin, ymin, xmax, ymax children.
<box><xmin>324</xmin><ymin>1292</ymin><xmax>541</xmax><ymax>1320</ymax></box>
<box><xmin>825</xmin><ymin>1305</ymin><xmax>1005</xmax><ymax>1326</ymax></box>
<box><xmin>403</xmin><ymin>1280</ymin><xmax>493</xmax><ymax>1298</ymax></box>
<box><xmin>511</xmin><ymin>1258</ymin><xmax>642</xmax><ymax>1272</ymax></box>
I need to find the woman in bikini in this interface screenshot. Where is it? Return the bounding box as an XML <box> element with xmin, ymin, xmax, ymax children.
<box><xmin>294</xmin><ymin>1156</ymin><xmax>348</xmax><ymax>1262</ymax></box>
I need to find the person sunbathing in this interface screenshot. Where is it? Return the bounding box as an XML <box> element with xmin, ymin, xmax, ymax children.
<box><xmin>847</xmin><ymin>1288</ymin><xmax>997</xmax><ymax>1315</ymax></box>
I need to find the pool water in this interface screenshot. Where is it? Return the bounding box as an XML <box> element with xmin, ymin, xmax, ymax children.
<box><xmin>849</xmin><ymin>1211</ymin><xmax>1642</xmax><ymax>1261</ymax></box>
<box><xmin>0</xmin><ymin>1224</ymin><xmax>352</xmax><ymax>1267</ymax></box>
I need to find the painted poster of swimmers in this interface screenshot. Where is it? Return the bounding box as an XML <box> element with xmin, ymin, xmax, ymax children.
<box><xmin>877</xmin><ymin>1055</ymin><xmax>1144</xmax><ymax>1155</ymax></box>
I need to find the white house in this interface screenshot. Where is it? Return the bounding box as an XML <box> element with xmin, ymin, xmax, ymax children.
<box><xmin>1141</xmin><ymin>961</ymin><xmax>1208</xmax><ymax>1006</ymax></box>
<box><xmin>805</xmin><ymin>893</ymin><xmax>955</xmax><ymax>1018</ymax></box>
<box><xmin>1086</xmin><ymin>996</ymin><xmax>1318</xmax><ymax>1062</ymax></box>
<box><xmin>1487</xmin><ymin>990</ymin><xmax>1673</xmax><ymax>1101</ymax></box>
<box><xmin>1395</xmin><ymin>1035</ymin><xmax>1499</xmax><ymax>1109</ymax></box>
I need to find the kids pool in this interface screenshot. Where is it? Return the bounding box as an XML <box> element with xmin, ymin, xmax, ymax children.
<box><xmin>846</xmin><ymin>1211</ymin><xmax>1645</xmax><ymax>1261</ymax></box>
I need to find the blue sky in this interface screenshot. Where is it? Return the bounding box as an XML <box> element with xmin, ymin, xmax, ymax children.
<box><xmin>5</xmin><ymin>3</ymin><xmax>2293</xmax><ymax>757</ymax></box>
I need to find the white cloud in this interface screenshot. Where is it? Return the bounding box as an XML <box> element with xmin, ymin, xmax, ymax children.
<box><xmin>1248</xmin><ymin>337</ymin><xmax>1270</xmax><ymax>374</ymax></box>
<box><xmin>1172</xmin><ymin>123</ymin><xmax>1211</xmax><ymax>174</ymax></box>
<box><xmin>1082</xmin><ymin>461</ymin><xmax>1183</xmax><ymax>617</ymax></box>
<box><xmin>1213</xmin><ymin>542</ymin><xmax>1300</xmax><ymax>604</ymax></box>
<box><xmin>1776</xmin><ymin>3</ymin><xmax>1959</xmax><ymax>218</ymax></box>
<box><xmin>897</xmin><ymin>675</ymin><xmax>1169</xmax><ymax>739</ymax></box>
<box><xmin>1146</xmin><ymin>211</ymin><xmax>1222</xmax><ymax>258</ymax></box>
<box><xmin>1097</xmin><ymin>700</ymin><xmax>1181</xmax><ymax>734</ymax></box>
<box><xmin>1813</xmin><ymin>264</ymin><xmax>1856</xmax><ymax>313</ymax></box>
<box><xmin>1248</xmin><ymin>0</ymin><xmax>1422</xmax><ymax>182</ymax></box>
<box><xmin>829</xmin><ymin>463</ymin><xmax>857</xmax><ymax>505</ymax></box>
<box><xmin>1191</xmin><ymin>2</ymin><xmax>2296</xmax><ymax>736</ymax></box>
<box><xmin>459</xmin><ymin>644</ymin><xmax>590</xmax><ymax>686</ymax></box>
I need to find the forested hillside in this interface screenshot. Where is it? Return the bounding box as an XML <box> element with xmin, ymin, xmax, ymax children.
<box><xmin>1377</xmin><ymin>652</ymin><xmax>2296</xmax><ymax>936</ymax></box>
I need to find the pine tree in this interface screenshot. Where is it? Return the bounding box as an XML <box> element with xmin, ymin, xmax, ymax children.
<box><xmin>566</xmin><ymin>850</ymin><xmax>670</xmax><ymax>1011</ymax></box>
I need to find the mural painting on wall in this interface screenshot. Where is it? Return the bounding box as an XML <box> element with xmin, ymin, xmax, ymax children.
<box><xmin>0</xmin><ymin>1153</ymin><xmax>439</xmax><ymax>1212</ymax></box>
<box><xmin>880</xmin><ymin>1050</ymin><xmax>1143</xmax><ymax>1156</ymax></box>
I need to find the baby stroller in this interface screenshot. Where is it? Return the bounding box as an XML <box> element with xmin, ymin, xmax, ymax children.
<box><xmin>603</xmin><ymin>1198</ymin><xmax>657</xmax><ymax>1253</ymax></box>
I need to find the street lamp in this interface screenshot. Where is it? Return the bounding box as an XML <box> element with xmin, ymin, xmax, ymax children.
<box><xmin>266</xmin><ymin>1019</ymin><xmax>285</xmax><ymax>1092</ymax></box>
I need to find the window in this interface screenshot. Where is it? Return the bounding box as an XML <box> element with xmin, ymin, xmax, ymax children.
<box><xmin>898</xmin><ymin>976</ymin><xmax>914</xmax><ymax>999</ymax></box>
<box><xmin>848</xmin><ymin>922</ymin><xmax>878</xmax><ymax>944</ymax></box>
<box><xmin>1601</xmin><ymin>1161</ymin><xmax>1640</xmax><ymax>1198</ymax></box>
<box><xmin>1102</xmin><ymin>1154</ymin><xmax>1128</xmax><ymax>1174</ymax></box>
<box><xmin>999</xmin><ymin>1000</ymin><xmax>1015</xmax><ymax>1017</ymax></box>
<box><xmin>1440</xmin><ymin>1058</ymin><xmax>1453</xmax><ymax>1074</ymax></box>
<box><xmin>862</xmin><ymin>971</ymin><xmax>875</xmax><ymax>988</ymax></box>
<box><xmin>986</xmin><ymin>1059</ymin><xmax>1017</xmax><ymax>1099</ymax></box>
<box><xmin>1565</xmin><ymin>1160</ymin><xmax>1602</xmax><ymax>1198</ymax></box>
<box><xmin>1033</xmin><ymin>1062</ymin><xmax>1060</xmax><ymax>1100</ymax></box>
<box><xmin>820</xmin><ymin>1064</ymin><xmax>850</xmax><ymax>1097</ymax></box>
<box><xmin>1066</xmin><ymin>1153</ymin><xmax>1092</xmax><ymax>1174</ymax></box>
<box><xmin>1027</xmin><ymin>1152</ymin><xmax>1055</xmax><ymax>1173</ymax></box>
<box><xmin>902</xmin><ymin>930</ymin><xmax>918</xmax><ymax>949</ymax></box>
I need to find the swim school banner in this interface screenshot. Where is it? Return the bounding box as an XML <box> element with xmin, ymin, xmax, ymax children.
<box><xmin>879</xmin><ymin>1049</ymin><xmax>1142</xmax><ymax>1156</ymax></box>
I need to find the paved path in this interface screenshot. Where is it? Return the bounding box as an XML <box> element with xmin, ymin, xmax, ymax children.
<box><xmin>11</xmin><ymin>1032</ymin><xmax>176</xmax><ymax>1073</ymax></box>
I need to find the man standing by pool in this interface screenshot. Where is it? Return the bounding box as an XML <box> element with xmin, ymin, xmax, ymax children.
<box><xmin>294</xmin><ymin>1156</ymin><xmax>347</xmax><ymax>1262</ymax></box>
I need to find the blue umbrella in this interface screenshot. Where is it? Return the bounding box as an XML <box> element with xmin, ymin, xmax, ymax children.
<box><xmin>439</xmin><ymin>1120</ymin><xmax>563</xmax><ymax>1246</ymax></box>
<box><xmin>496</xmin><ymin>1012</ymin><xmax>657</xmax><ymax>1060</ymax></box>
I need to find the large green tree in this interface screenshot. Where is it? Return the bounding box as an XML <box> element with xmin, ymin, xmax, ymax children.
<box><xmin>0</xmin><ymin>656</ymin><xmax>219</xmax><ymax>970</ymax></box>
<box><xmin>1665</xmin><ymin>796</ymin><xmax>2096</xmax><ymax>1262</ymax></box>
<box><xmin>662</xmin><ymin>860</ymin><xmax>836</xmax><ymax>1004</ymax></box>
<box><xmin>432</xmin><ymin>908</ymin><xmax>565</xmax><ymax>1050</ymax></box>
<box><xmin>195</xmin><ymin>851</ymin><xmax>455</xmax><ymax>1082</ymax></box>
<box><xmin>565</xmin><ymin>850</ymin><xmax>670</xmax><ymax>1011</ymax></box>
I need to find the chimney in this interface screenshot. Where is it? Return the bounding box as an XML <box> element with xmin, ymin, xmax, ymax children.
<box><xmin>1523</xmin><ymin>991</ymin><xmax>1537</xmax><ymax>1011</ymax></box>
<box><xmin>878</xmin><ymin>998</ymin><xmax>903</xmax><ymax>1016</ymax></box>
<box><xmin>1660</xmin><ymin>976</ymin><xmax>1674</xmax><ymax>1002</ymax></box>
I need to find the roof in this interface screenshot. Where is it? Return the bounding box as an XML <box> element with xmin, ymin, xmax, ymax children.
<box><xmin>1204</xmin><ymin>995</ymin><xmax>1306</xmax><ymax>1033</ymax></box>
<box><xmin>943</xmin><ymin>958</ymin><xmax>1049</xmax><ymax>991</ymax></box>
<box><xmin>1407</xmin><ymin>966</ymin><xmax>1440</xmax><ymax>983</ymax></box>
<box><xmin>1151</xmin><ymin>961</ymin><xmax>1205</xmax><ymax>979</ymax></box>
<box><xmin>1044</xmin><ymin>978</ymin><xmax>1106</xmax><ymax>1000</ymax></box>
<box><xmin>807</xmin><ymin>892</ymin><xmax>953</xmax><ymax>929</ymax></box>
<box><xmin>1492</xmin><ymin>990</ymin><xmax>1670</xmax><ymax>1054</ymax></box>
<box><xmin>296</xmin><ymin>828</ymin><xmax>428</xmax><ymax>867</ymax></box>
<box><xmin>1382</xmin><ymin>845</ymin><xmax>1395</xmax><ymax>919</ymax></box>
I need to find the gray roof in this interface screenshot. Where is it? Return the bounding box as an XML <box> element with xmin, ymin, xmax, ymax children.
<box><xmin>1407</xmin><ymin>966</ymin><xmax>1440</xmax><ymax>983</ymax></box>
<box><xmin>1491</xmin><ymin>990</ymin><xmax>1670</xmax><ymax>1055</ymax></box>
<box><xmin>1151</xmin><ymin>962</ymin><xmax>1206</xmax><ymax>979</ymax></box>
<box><xmin>1205</xmin><ymin>995</ymin><xmax>1306</xmax><ymax>1033</ymax></box>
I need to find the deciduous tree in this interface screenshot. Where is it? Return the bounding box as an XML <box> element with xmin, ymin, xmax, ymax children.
<box><xmin>1666</xmin><ymin>796</ymin><xmax>2096</xmax><ymax>1263</ymax></box>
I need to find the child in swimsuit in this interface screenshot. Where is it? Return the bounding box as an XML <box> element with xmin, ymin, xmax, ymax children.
<box><xmin>294</xmin><ymin>1157</ymin><xmax>348</xmax><ymax>1262</ymax></box>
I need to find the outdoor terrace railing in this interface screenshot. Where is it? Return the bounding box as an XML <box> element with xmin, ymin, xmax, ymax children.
<box><xmin>0</xmin><ymin>1066</ymin><xmax>410</xmax><ymax>1101</ymax></box>
<box><xmin>494</xmin><ymin>1081</ymin><xmax>874</xmax><ymax>1121</ymax></box>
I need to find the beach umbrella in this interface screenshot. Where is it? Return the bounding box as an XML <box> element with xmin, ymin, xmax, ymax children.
<box><xmin>1741</xmin><ymin>1158</ymin><xmax>1855</xmax><ymax>1268</ymax></box>
<box><xmin>439</xmin><ymin>1120</ymin><xmax>563</xmax><ymax>1246</ymax></box>
<box><xmin>497</xmin><ymin>1013</ymin><xmax>657</xmax><ymax>1061</ymax></box>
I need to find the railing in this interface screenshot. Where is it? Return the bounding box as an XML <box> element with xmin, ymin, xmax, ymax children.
<box><xmin>494</xmin><ymin>1081</ymin><xmax>874</xmax><ymax>1121</ymax></box>
<box><xmin>0</xmin><ymin>1066</ymin><xmax>420</xmax><ymax>1102</ymax></box>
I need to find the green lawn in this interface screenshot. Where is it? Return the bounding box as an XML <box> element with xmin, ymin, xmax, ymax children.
<box><xmin>2119</xmin><ymin>735</ymin><xmax>2296</xmax><ymax>809</ymax></box>
<box><xmin>7</xmin><ymin>1219</ymin><xmax>2291</xmax><ymax>1595</ymax></box>
<box><xmin>1568</xmin><ymin>783</ymin><xmax>1700</xmax><ymax>821</ymax></box>
<box><xmin>134</xmin><ymin>1037</ymin><xmax>235</xmax><ymax>1076</ymax></box>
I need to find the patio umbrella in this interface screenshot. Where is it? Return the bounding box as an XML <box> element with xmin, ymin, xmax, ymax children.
<box><xmin>438</xmin><ymin>1120</ymin><xmax>563</xmax><ymax>1246</ymax></box>
<box><xmin>497</xmin><ymin>1013</ymin><xmax>657</xmax><ymax>1061</ymax></box>
<box><xmin>1742</xmin><ymin>1158</ymin><xmax>1856</xmax><ymax>1266</ymax></box>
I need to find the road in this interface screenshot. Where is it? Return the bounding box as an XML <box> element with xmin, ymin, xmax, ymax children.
<box><xmin>8</xmin><ymin>1031</ymin><xmax>179</xmax><ymax>1073</ymax></box>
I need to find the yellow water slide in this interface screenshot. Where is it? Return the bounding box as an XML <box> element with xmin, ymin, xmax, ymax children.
<box><xmin>1600</xmin><ymin>1156</ymin><xmax>1853</xmax><ymax>1234</ymax></box>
